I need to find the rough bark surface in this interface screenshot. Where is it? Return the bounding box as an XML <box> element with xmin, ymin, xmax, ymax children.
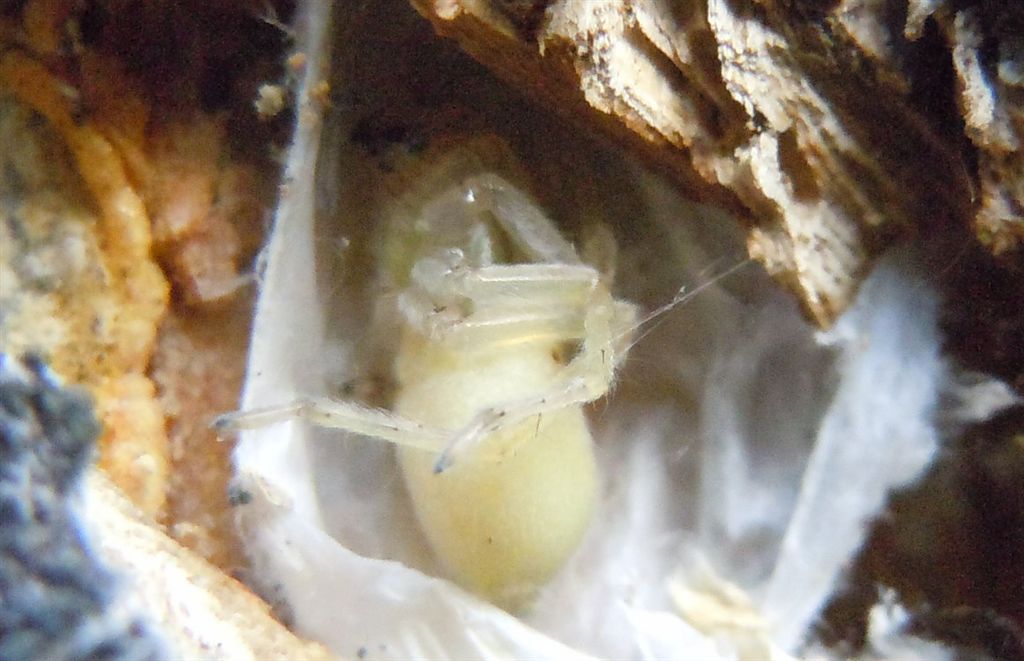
<box><xmin>410</xmin><ymin>0</ymin><xmax>1022</xmax><ymax>326</ymax></box>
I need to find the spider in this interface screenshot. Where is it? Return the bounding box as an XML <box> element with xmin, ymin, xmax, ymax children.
<box><xmin>216</xmin><ymin>137</ymin><xmax>640</xmax><ymax>609</ymax></box>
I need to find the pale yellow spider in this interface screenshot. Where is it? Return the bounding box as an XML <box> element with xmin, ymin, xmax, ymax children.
<box><xmin>216</xmin><ymin>139</ymin><xmax>639</xmax><ymax>609</ymax></box>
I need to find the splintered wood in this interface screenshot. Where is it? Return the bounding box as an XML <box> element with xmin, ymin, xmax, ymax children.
<box><xmin>85</xmin><ymin>471</ymin><xmax>332</xmax><ymax>660</ymax></box>
<box><xmin>410</xmin><ymin>0</ymin><xmax>1021</xmax><ymax>326</ymax></box>
<box><xmin>940</xmin><ymin>6</ymin><xmax>1024</xmax><ymax>257</ymax></box>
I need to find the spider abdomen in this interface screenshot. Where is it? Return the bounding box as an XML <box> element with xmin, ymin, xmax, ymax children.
<box><xmin>394</xmin><ymin>332</ymin><xmax>598</xmax><ymax>609</ymax></box>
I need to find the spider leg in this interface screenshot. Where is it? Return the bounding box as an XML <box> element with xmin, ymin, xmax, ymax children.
<box><xmin>434</xmin><ymin>281</ymin><xmax>640</xmax><ymax>472</ymax></box>
<box><xmin>213</xmin><ymin>396</ymin><xmax>450</xmax><ymax>453</ymax></box>
<box><xmin>213</xmin><ymin>265</ymin><xmax>630</xmax><ymax>459</ymax></box>
<box><xmin>403</xmin><ymin>260</ymin><xmax>602</xmax><ymax>349</ymax></box>
<box><xmin>460</xmin><ymin>173</ymin><xmax>583</xmax><ymax>265</ymax></box>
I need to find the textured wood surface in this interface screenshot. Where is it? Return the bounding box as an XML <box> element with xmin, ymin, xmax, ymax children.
<box><xmin>410</xmin><ymin>0</ymin><xmax>1021</xmax><ymax>326</ymax></box>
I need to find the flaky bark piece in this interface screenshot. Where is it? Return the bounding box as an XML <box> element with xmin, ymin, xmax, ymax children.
<box><xmin>937</xmin><ymin>3</ymin><xmax>1023</xmax><ymax>257</ymax></box>
<box><xmin>85</xmin><ymin>470</ymin><xmax>334</xmax><ymax>660</ymax></box>
<box><xmin>409</xmin><ymin>0</ymin><xmax>979</xmax><ymax>326</ymax></box>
